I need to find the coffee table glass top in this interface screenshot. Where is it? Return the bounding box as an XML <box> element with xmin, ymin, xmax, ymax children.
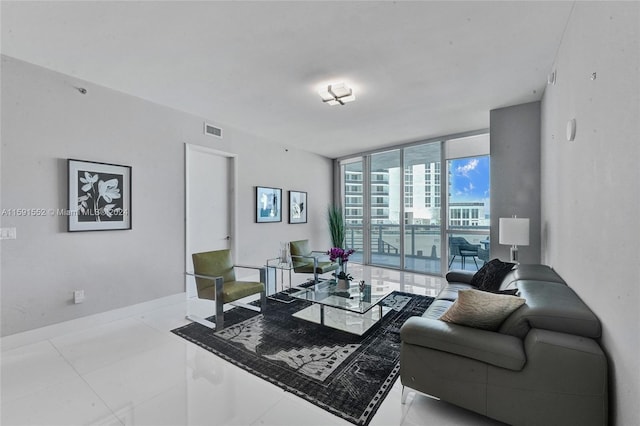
<box><xmin>289</xmin><ymin>279</ymin><xmax>393</xmax><ymax>314</ymax></box>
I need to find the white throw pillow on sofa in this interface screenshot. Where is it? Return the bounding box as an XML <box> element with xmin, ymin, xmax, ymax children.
<box><xmin>439</xmin><ymin>289</ymin><xmax>525</xmax><ymax>331</ymax></box>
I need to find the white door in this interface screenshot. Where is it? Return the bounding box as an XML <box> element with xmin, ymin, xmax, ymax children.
<box><xmin>185</xmin><ymin>144</ymin><xmax>234</xmax><ymax>297</ymax></box>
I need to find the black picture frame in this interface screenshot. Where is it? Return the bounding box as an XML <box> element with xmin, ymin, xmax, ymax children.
<box><xmin>289</xmin><ymin>190</ymin><xmax>307</xmax><ymax>224</ymax></box>
<box><xmin>68</xmin><ymin>159</ymin><xmax>132</xmax><ymax>231</ymax></box>
<box><xmin>256</xmin><ymin>186</ymin><xmax>282</xmax><ymax>223</ymax></box>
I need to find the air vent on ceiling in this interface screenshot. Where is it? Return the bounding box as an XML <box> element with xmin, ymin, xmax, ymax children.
<box><xmin>204</xmin><ymin>122</ymin><xmax>223</xmax><ymax>138</ymax></box>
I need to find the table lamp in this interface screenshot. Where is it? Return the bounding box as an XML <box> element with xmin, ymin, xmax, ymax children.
<box><xmin>499</xmin><ymin>217</ymin><xmax>530</xmax><ymax>263</ymax></box>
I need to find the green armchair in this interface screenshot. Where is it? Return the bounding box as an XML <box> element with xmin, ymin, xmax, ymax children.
<box><xmin>186</xmin><ymin>249</ymin><xmax>266</xmax><ymax>330</ymax></box>
<box><xmin>289</xmin><ymin>239</ymin><xmax>340</xmax><ymax>283</ymax></box>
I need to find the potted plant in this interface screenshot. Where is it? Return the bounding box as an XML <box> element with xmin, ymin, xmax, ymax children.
<box><xmin>327</xmin><ymin>205</ymin><xmax>346</xmax><ymax>249</ymax></box>
<box><xmin>327</xmin><ymin>247</ymin><xmax>356</xmax><ymax>272</ymax></box>
<box><xmin>327</xmin><ymin>247</ymin><xmax>355</xmax><ymax>263</ymax></box>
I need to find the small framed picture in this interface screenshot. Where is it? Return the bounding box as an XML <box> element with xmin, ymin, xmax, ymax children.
<box><xmin>68</xmin><ymin>159</ymin><xmax>132</xmax><ymax>232</ymax></box>
<box><xmin>256</xmin><ymin>186</ymin><xmax>282</xmax><ymax>223</ymax></box>
<box><xmin>289</xmin><ymin>190</ymin><xmax>307</xmax><ymax>224</ymax></box>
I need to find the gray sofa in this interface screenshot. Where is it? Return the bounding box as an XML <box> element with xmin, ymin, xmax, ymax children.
<box><xmin>399</xmin><ymin>264</ymin><xmax>608</xmax><ymax>425</ymax></box>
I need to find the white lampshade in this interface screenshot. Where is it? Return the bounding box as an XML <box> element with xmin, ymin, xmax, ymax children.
<box><xmin>499</xmin><ymin>217</ymin><xmax>530</xmax><ymax>246</ymax></box>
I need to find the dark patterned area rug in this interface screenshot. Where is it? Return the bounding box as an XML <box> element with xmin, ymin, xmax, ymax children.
<box><xmin>172</xmin><ymin>291</ymin><xmax>433</xmax><ymax>426</ymax></box>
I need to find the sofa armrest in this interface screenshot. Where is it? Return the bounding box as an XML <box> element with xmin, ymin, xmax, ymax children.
<box><xmin>445</xmin><ymin>270</ymin><xmax>476</xmax><ymax>284</ymax></box>
<box><xmin>486</xmin><ymin>329</ymin><xmax>608</xmax><ymax>425</ymax></box>
<box><xmin>400</xmin><ymin>317</ymin><xmax>525</xmax><ymax>371</ymax></box>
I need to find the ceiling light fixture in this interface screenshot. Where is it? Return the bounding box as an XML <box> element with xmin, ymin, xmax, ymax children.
<box><xmin>319</xmin><ymin>82</ymin><xmax>355</xmax><ymax>106</ymax></box>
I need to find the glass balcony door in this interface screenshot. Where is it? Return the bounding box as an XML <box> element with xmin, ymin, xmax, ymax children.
<box><xmin>339</xmin><ymin>132</ymin><xmax>488</xmax><ymax>276</ymax></box>
<box><xmin>446</xmin><ymin>154</ymin><xmax>491</xmax><ymax>271</ymax></box>
<box><xmin>403</xmin><ymin>143</ymin><xmax>442</xmax><ymax>275</ymax></box>
<box><xmin>369</xmin><ymin>150</ymin><xmax>401</xmax><ymax>268</ymax></box>
<box><xmin>343</xmin><ymin>159</ymin><xmax>364</xmax><ymax>264</ymax></box>
<box><xmin>348</xmin><ymin>143</ymin><xmax>442</xmax><ymax>274</ymax></box>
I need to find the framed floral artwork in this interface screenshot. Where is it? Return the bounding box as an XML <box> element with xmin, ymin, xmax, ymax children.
<box><xmin>68</xmin><ymin>159</ymin><xmax>132</xmax><ymax>231</ymax></box>
<box><xmin>256</xmin><ymin>186</ymin><xmax>282</xmax><ymax>223</ymax></box>
<box><xmin>288</xmin><ymin>190</ymin><xmax>307</xmax><ymax>224</ymax></box>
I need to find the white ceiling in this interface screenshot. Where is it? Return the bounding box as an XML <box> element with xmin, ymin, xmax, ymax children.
<box><xmin>1</xmin><ymin>1</ymin><xmax>574</xmax><ymax>158</ymax></box>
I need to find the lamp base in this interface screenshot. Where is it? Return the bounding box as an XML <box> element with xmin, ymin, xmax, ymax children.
<box><xmin>509</xmin><ymin>246</ymin><xmax>519</xmax><ymax>263</ymax></box>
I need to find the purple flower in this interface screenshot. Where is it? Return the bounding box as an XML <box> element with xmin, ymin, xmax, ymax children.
<box><xmin>327</xmin><ymin>247</ymin><xmax>356</xmax><ymax>263</ymax></box>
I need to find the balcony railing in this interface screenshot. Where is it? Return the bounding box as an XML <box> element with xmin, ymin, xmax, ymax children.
<box><xmin>344</xmin><ymin>224</ymin><xmax>490</xmax><ymax>273</ymax></box>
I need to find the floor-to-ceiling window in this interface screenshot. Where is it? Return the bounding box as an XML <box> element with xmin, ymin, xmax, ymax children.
<box><xmin>403</xmin><ymin>143</ymin><xmax>442</xmax><ymax>275</ymax></box>
<box><xmin>339</xmin><ymin>131</ymin><xmax>488</xmax><ymax>276</ymax></box>
<box><xmin>343</xmin><ymin>159</ymin><xmax>364</xmax><ymax>263</ymax></box>
<box><xmin>445</xmin><ymin>133</ymin><xmax>491</xmax><ymax>272</ymax></box>
<box><xmin>370</xmin><ymin>150</ymin><xmax>401</xmax><ymax>268</ymax></box>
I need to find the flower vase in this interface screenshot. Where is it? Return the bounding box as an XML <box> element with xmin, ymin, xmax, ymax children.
<box><xmin>358</xmin><ymin>280</ymin><xmax>366</xmax><ymax>299</ymax></box>
<box><xmin>338</xmin><ymin>259</ymin><xmax>348</xmax><ymax>274</ymax></box>
<box><xmin>279</xmin><ymin>241</ymin><xmax>291</xmax><ymax>266</ymax></box>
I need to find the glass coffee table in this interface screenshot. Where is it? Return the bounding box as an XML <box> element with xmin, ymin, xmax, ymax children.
<box><xmin>289</xmin><ymin>279</ymin><xmax>393</xmax><ymax>335</ymax></box>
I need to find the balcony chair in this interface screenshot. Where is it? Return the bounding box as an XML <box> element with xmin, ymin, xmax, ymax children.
<box><xmin>186</xmin><ymin>249</ymin><xmax>266</xmax><ymax>331</ymax></box>
<box><xmin>448</xmin><ymin>237</ymin><xmax>481</xmax><ymax>270</ymax></box>
<box><xmin>478</xmin><ymin>239</ymin><xmax>490</xmax><ymax>265</ymax></box>
<box><xmin>289</xmin><ymin>239</ymin><xmax>340</xmax><ymax>284</ymax></box>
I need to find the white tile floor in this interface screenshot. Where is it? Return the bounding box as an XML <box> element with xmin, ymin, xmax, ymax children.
<box><xmin>1</xmin><ymin>266</ymin><xmax>503</xmax><ymax>426</ymax></box>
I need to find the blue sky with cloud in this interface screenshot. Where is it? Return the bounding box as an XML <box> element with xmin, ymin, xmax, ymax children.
<box><xmin>449</xmin><ymin>156</ymin><xmax>490</xmax><ymax>204</ymax></box>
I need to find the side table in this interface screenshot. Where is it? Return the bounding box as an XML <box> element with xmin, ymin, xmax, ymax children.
<box><xmin>265</xmin><ymin>257</ymin><xmax>295</xmax><ymax>302</ymax></box>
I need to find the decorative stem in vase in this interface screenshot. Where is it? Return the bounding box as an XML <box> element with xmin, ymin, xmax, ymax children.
<box><xmin>339</xmin><ymin>258</ymin><xmax>348</xmax><ymax>274</ymax></box>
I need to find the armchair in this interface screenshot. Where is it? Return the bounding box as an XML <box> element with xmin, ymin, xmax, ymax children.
<box><xmin>448</xmin><ymin>237</ymin><xmax>481</xmax><ymax>270</ymax></box>
<box><xmin>186</xmin><ymin>249</ymin><xmax>266</xmax><ymax>330</ymax></box>
<box><xmin>289</xmin><ymin>239</ymin><xmax>340</xmax><ymax>283</ymax></box>
<box><xmin>478</xmin><ymin>239</ymin><xmax>490</xmax><ymax>265</ymax></box>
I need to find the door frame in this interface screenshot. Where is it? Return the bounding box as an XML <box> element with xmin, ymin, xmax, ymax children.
<box><xmin>184</xmin><ymin>143</ymin><xmax>238</xmax><ymax>292</ymax></box>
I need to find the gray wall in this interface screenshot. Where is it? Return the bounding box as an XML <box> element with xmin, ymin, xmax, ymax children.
<box><xmin>540</xmin><ymin>3</ymin><xmax>639</xmax><ymax>425</ymax></box>
<box><xmin>0</xmin><ymin>56</ymin><xmax>333</xmax><ymax>336</ymax></box>
<box><xmin>489</xmin><ymin>102</ymin><xmax>541</xmax><ymax>264</ymax></box>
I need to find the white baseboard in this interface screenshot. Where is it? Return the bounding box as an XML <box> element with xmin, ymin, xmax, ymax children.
<box><xmin>1</xmin><ymin>292</ymin><xmax>187</xmax><ymax>352</ymax></box>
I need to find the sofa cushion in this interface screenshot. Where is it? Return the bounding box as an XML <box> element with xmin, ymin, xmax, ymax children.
<box><xmin>440</xmin><ymin>289</ymin><xmax>525</xmax><ymax>331</ymax></box>
<box><xmin>422</xmin><ymin>299</ymin><xmax>454</xmax><ymax>319</ymax></box>
<box><xmin>400</xmin><ymin>317</ymin><xmax>526</xmax><ymax>371</ymax></box>
<box><xmin>499</xmin><ymin>281</ymin><xmax>601</xmax><ymax>339</ymax></box>
<box><xmin>496</xmin><ymin>289</ymin><xmax>519</xmax><ymax>296</ymax></box>
<box><xmin>445</xmin><ymin>270</ymin><xmax>476</xmax><ymax>285</ymax></box>
<box><xmin>471</xmin><ymin>259</ymin><xmax>515</xmax><ymax>292</ymax></box>
<box><xmin>435</xmin><ymin>283</ymin><xmax>475</xmax><ymax>302</ymax></box>
<box><xmin>499</xmin><ymin>264</ymin><xmax>566</xmax><ymax>290</ymax></box>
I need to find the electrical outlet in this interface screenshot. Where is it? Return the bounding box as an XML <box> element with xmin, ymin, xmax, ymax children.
<box><xmin>0</xmin><ymin>227</ymin><xmax>17</xmax><ymax>240</ymax></box>
<box><xmin>74</xmin><ymin>290</ymin><xmax>85</xmax><ymax>304</ymax></box>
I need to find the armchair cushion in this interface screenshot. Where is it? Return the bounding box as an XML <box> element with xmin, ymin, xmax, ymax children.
<box><xmin>289</xmin><ymin>239</ymin><xmax>339</xmax><ymax>275</ymax></box>
<box><xmin>192</xmin><ymin>249</ymin><xmax>265</xmax><ymax>303</ymax></box>
<box><xmin>293</xmin><ymin>261</ymin><xmax>339</xmax><ymax>274</ymax></box>
<box><xmin>440</xmin><ymin>289</ymin><xmax>525</xmax><ymax>331</ymax></box>
<box><xmin>289</xmin><ymin>239</ymin><xmax>312</xmax><ymax>268</ymax></box>
<box><xmin>192</xmin><ymin>249</ymin><xmax>236</xmax><ymax>287</ymax></box>
<box><xmin>198</xmin><ymin>280</ymin><xmax>264</xmax><ymax>303</ymax></box>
